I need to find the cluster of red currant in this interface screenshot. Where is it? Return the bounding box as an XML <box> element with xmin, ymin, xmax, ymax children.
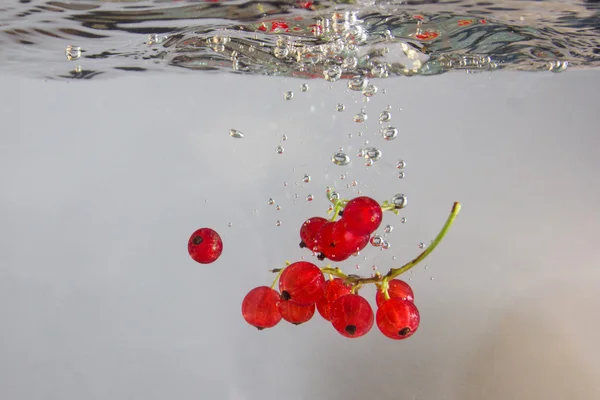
<box><xmin>241</xmin><ymin>193</ymin><xmax>461</xmax><ymax>340</ymax></box>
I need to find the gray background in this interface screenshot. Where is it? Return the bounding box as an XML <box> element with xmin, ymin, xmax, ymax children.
<box><xmin>1</xmin><ymin>70</ymin><xmax>600</xmax><ymax>400</ymax></box>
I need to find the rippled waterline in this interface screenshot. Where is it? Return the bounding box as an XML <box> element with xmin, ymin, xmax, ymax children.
<box><xmin>1</xmin><ymin>0</ymin><xmax>600</xmax><ymax>80</ymax></box>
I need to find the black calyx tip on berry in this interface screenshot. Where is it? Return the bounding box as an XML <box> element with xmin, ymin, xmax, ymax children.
<box><xmin>345</xmin><ymin>325</ymin><xmax>357</xmax><ymax>335</ymax></box>
<box><xmin>256</xmin><ymin>326</ymin><xmax>265</xmax><ymax>331</ymax></box>
<box><xmin>192</xmin><ymin>236</ymin><xmax>203</xmax><ymax>245</ymax></box>
<box><xmin>399</xmin><ymin>327</ymin><xmax>411</xmax><ymax>336</ymax></box>
<box><xmin>299</xmin><ymin>241</ymin><xmax>306</xmax><ymax>248</ymax></box>
<box><xmin>281</xmin><ymin>291</ymin><xmax>291</xmax><ymax>301</ymax></box>
<box><xmin>338</xmin><ymin>211</ymin><xmax>343</xmax><ymax>217</ymax></box>
<box><xmin>292</xmin><ymin>322</ymin><xmax>302</xmax><ymax>326</ymax></box>
<box><xmin>317</xmin><ymin>253</ymin><xmax>326</xmax><ymax>261</ymax></box>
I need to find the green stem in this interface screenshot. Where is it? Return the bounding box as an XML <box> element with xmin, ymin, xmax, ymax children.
<box><xmin>388</xmin><ymin>202</ymin><xmax>461</xmax><ymax>279</ymax></box>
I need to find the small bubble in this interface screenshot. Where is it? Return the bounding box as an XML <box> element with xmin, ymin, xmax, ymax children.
<box><xmin>372</xmin><ymin>265</ymin><xmax>377</xmax><ymax>271</ymax></box>
<box><xmin>274</xmin><ymin>46</ymin><xmax>289</xmax><ymax>58</ymax></box>
<box><xmin>379</xmin><ymin>111</ymin><xmax>392</xmax><ymax>123</ymax></box>
<box><xmin>284</xmin><ymin>91</ymin><xmax>294</xmax><ymax>100</ymax></box>
<box><xmin>352</xmin><ymin>180</ymin><xmax>358</xmax><ymax>186</ymax></box>
<box><xmin>329</xmin><ymin>191</ymin><xmax>340</xmax><ymax>201</ymax></box>
<box><xmin>294</xmin><ymin>194</ymin><xmax>299</xmax><ymax>199</ymax></box>
<box><xmin>228</xmin><ymin>222</ymin><xmax>233</xmax><ymax>227</ymax></box>
<box><xmin>396</xmin><ymin>160</ymin><xmax>406</xmax><ymax>169</ymax></box>
<box><xmin>283</xmin><ymin>182</ymin><xmax>288</xmax><ymax>186</ymax></box>
<box><xmin>74</xmin><ymin>65</ymin><xmax>82</xmax><ymax>73</ymax></box>
<box><xmin>65</xmin><ymin>45</ymin><xmax>81</xmax><ymax>61</ymax></box>
<box><xmin>276</xmin><ymin>146</ymin><xmax>284</xmax><ymax>154</ymax></box>
<box><xmin>324</xmin><ymin>65</ymin><xmax>342</xmax><ymax>82</ymax></box>
<box><xmin>362</xmin><ymin>84</ymin><xmax>378</xmax><ymax>97</ymax></box>
<box><xmin>268</xmin><ymin>198</ymin><xmax>275</xmax><ymax>205</ymax></box>
<box><xmin>392</xmin><ymin>256</ymin><xmax>397</xmax><ymax>260</ymax></box>
<box><xmin>381</xmin><ymin>127</ymin><xmax>398</xmax><ymax>141</ymax></box>
<box><xmin>303</xmin><ymin>174</ymin><xmax>311</xmax><ymax>183</ymax></box>
<box><xmin>301</xmin><ymin>83</ymin><xmax>309</xmax><ymax>92</ymax></box>
<box><xmin>424</xmin><ymin>265</ymin><xmax>429</xmax><ymax>270</ymax></box>
<box><xmin>370</xmin><ymin>235</ymin><xmax>383</xmax><ymax>247</ymax></box>
<box><xmin>356</xmin><ymin>149</ymin><xmax>365</xmax><ymax>157</ymax></box>
<box><xmin>353</xmin><ymin>112</ymin><xmax>367</xmax><ymax>123</ymax></box>
<box><xmin>357</xmin><ymin>131</ymin><xmax>363</xmax><ymax>136</ymax></box>
<box><xmin>381</xmin><ymin>240</ymin><xmax>391</xmax><ymax>250</ymax></box>
<box><xmin>387</xmin><ymin>105</ymin><xmax>393</xmax><ymax>111</ymax></box>
<box><xmin>281</xmin><ymin>135</ymin><xmax>287</xmax><ymax>141</ymax></box>
<box><xmin>306</xmin><ymin>194</ymin><xmax>314</xmax><ymax>201</ymax></box>
<box><xmin>419</xmin><ymin>242</ymin><xmax>426</xmax><ymax>249</ymax></box>
<box><xmin>384</xmin><ymin>225</ymin><xmax>393</xmax><ymax>233</ymax></box>
<box><xmin>401</xmin><ymin>217</ymin><xmax>407</xmax><ymax>223</ymax></box>
<box><xmin>332</xmin><ymin>152</ymin><xmax>350</xmax><ymax>166</ymax></box>
<box><xmin>430</xmin><ymin>277</ymin><xmax>435</xmax><ymax>280</ymax></box>
<box><xmin>340</xmin><ymin>174</ymin><xmax>346</xmax><ymax>180</ymax></box>
<box><xmin>391</xmin><ymin>194</ymin><xmax>408</xmax><ymax>209</ymax></box>
<box><xmin>356</xmin><ymin>265</ymin><xmax>360</xmax><ymax>270</ymax></box>
<box><xmin>365</xmin><ymin>158</ymin><xmax>373</xmax><ymax>167</ymax></box>
<box><xmin>336</xmin><ymin>103</ymin><xmax>345</xmax><ymax>112</ymax></box>
<box><xmin>371</xmin><ymin>63</ymin><xmax>389</xmax><ymax>78</ymax></box>
<box><xmin>146</xmin><ymin>34</ymin><xmax>165</xmax><ymax>45</ymax></box>
<box><xmin>276</xmin><ymin>221</ymin><xmax>282</xmax><ymax>226</ymax></box>
<box><xmin>229</xmin><ymin>129</ymin><xmax>243</xmax><ymax>138</ymax></box>
<box><xmin>398</xmin><ymin>172</ymin><xmax>405</xmax><ymax>179</ymax></box>
<box><xmin>348</xmin><ymin>75</ymin><xmax>369</xmax><ymax>91</ymax></box>
<box><xmin>253</xmin><ymin>209</ymin><xmax>257</xmax><ymax>214</ymax></box>
<box><xmin>364</xmin><ymin>147</ymin><xmax>382</xmax><ymax>161</ymax></box>
<box><xmin>276</xmin><ymin>205</ymin><xmax>281</xmax><ymax>210</ymax></box>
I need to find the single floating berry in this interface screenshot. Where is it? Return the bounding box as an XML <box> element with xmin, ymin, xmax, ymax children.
<box><xmin>279</xmin><ymin>261</ymin><xmax>326</xmax><ymax>306</ymax></box>
<box><xmin>316</xmin><ymin>278</ymin><xmax>353</xmax><ymax>321</ymax></box>
<box><xmin>187</xmin><ymin>228</ymin><xmax>223</xmax><ymax>264</ymax></box>
<box><xmin>299</xmin><ymin>216</ymin><xmax>328</xmax><ymax>252</ymax></box>
<box><xmin>330</xmin><ymin>294</ymin><xmax>374</xmax><ymax>338</ymax></box>
<box><xmin>242</xmin><ymin>286</ymin><xmax>283</xmax><ymax>330</ymax></box>
<box><xmin>314</xmin><ymin>221</ymin><xmax>353</xmax><ymax>262</ymax></box>
<box><xmin>340</xmin><ymin>196</ymin><xmax>383</xmax><ymax>236</ymax></box>
<box><xmin>375</xmin><ymin>279</ymin><xmax>415</xmax><ymax>307</ymax></box>
<box><xmin>376</xmin><ymin>298</ymin><xmax>420</xmax><ymax>340</ymax></box>
<box><xmin>279</xmin><ymin>302</ymin><xmax>316</xmax><ymax>325</ymax></box>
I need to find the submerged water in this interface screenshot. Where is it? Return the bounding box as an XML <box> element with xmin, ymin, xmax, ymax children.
<box><xmin>1</xmin><ymin>0</ymin><xmax>599</xmax><ymax>80</ymax></box>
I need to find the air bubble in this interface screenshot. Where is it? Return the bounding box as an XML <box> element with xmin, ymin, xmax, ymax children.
<box><xmin>381</xmin><ymin>240</ymin><xmax>391</xmax><ymax>250</ymax></box>
<box><xmin>228</xmin><ymin>222</ymin><xmax>233</xmax><ymax>227</ymax></box>
<box><xmin>276</xmin><ymin>221</ymin><xmax>282</xmax><ymax>226</ymax></box>
<box><xmin>348</xmin><ymin>75</ymin><xmax>368</xmax><ymax>91</ymax></box>
<box><xmin>336</xmin><ymin>103</ymin><xmax>345</xmax><ymax>112</ymax></box>
<box><xmin>352</xmin><ymin>180</ymin><xmax>358</xmax><ymax>186</ymax></box>
<box><xmin>364</xmin><ymin>147</ymin><xmax>382</xmax><ymax>161</ymax></box>
<box><xmin>306</xmin><ymin>194</ymin><xmax>314</xmax><ymax>201</ymax></box>
<box><xmin>381</xmin><ymin>127</ymin><xmax>398</xmax><ymax>141</ymax></box>
<box><xmin>276</xmin><ymin>146</ymin><xmax>284</xmax><ymax>154</ymax></box>
<box><xmin>276</xmin><ymin>205</ymin><xmax>281</xmax><ymax>210</ymax></box>
<box><xmin>332</xmin><ymin>152</ymin><xmax>350</xmax><ymax>166</ymax></box>
<box><xmin>324</xmin><ymin>65</ymin><xmax>342</xmax><ymax>82</ymax></box>
<box><xmin>384</xmin><ymin>225</ymin><xmax>393</xmax><ymax>234</ymax></box>
<box><xmin>365</xmin><ymin>158</ymin><xmax>373</xmax><ymax>167</ymax></box>
<box><xmin>329</xmin><ymin>191</ymin><xmax>340</xmax><ymax>201</ymax></box>
<box><xmin>370</xmin><ymin>235</ymin><xmax>383</xmax><ymax>247</ymax></box>
<box><xmin>284</xmin><ymin>91</ymin><xmax>294</xmax><ymax>100</ymax></box>
<box><xmin>362</xmin><ymin>84</ymin><xmax>378</xmax><ymax>97</ymax></box>
<box><xmin>391</xmin><ymin>194</ymin><xmax>407</xmax><ymax>209</ymax></box>
<box><xmin>353</xmin><ymin>112</ymin><xmax>367</xmax><ymax>123</ymax></box>
<box><xmin>401</xmin><ymin>217</ymin><xmax>407</xmax><ymax>223</ymax></box>
<box><xmin>396</xmin><ymin>160</ymin><xmax>406</xmax><ymax>169</ymax></box>
<box><xmin>281</xmin><ymin>135</ymin><xmax>287</xmax><ymax>141</ymax></box>
<box><xmin>65</xmin><ymin>45</ymin><xmax>81</xmax><ymax>61</ymax></box>
<box><xmin>229</xmin><ymin>129</ymin><xmax>243</xmax><ymax>138</ymax></box>
<box><xmin>301</xmin><ymin>83</ymin><xmax>309</xmax><ymax>92</ymax></box>
<box><xmin>418</xmin><ymin>242</ymin><xmax>426</xmax><ymax>249</ymax></box>
<box><xmin>371</xmin><ymin>63</ymin><xmax>389</xmax><ymax>78</ymax></box>
<box><xmin>268</xmin><ymin>198</ymin><xmax>275</xmax><ymax>205</ymax></box>
<box><xmin>303</xmin><ymin>174</ymin><xmax>311</xmax><ymax>183</ymax></box>
<box><xmin>398</xmin><ymin>172</ymin><xmax>405</xmax><ymax>179</ymax></box>
<box><xmin>379</xmin><ymin>111</ymin><xmax>391</xmax><ymax>123</ymax></box>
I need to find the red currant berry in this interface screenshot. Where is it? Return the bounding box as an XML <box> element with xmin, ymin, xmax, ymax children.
<box><xmin>330</xmin><ymin>294</ymin><xmax>374</xmax><ymax>338</ymax></box>
<box><xmin>316</xmin><ymin>278</ymin><xmax>352</xmax><ymax>321</ymax></box>
<box><xmin>241</xmin><ymin>286</ymin><xmax>282</xmax><ymax>330</ymax></box>
<box><xmin>375</xmin><ymin>279</ymin><xmax>415</xmax><ymax>307</ymax></box>
<box><xmin>299</xmin><ymin>216</ymin><xmax>328</xmax><ymax>250</ymax></box>
<box><xmin>340</xmin><ymin>196</ymin><xmax>383</xmax><ymax>236</ymax></box>
<box><xmin>331</xmin><ymin>220</ymin><xmax>370</xmax><ymax>255</ymax></box>
<box><xmin>376</xmin><ymin>298</ymin><xmax>420</xmax><ymax>340</ymax></box>
<box><xmin>279</xmin><ymin>261</ymin><xmax>326</xmax><ymax>306</ymax></box>
<box><xmin>279</xmin><ymin>302</ymin><xmax>316</xmax><ymax>325</ymax></box>
<box><xmin>314</xmin><ymin>221</ymin><xmax>353</xmax><ymax>262</ymax></box>
<box><xmin>188</xmin><ymin>228</ymin><xmax>223</xmax><ymax>264</ymax></box>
